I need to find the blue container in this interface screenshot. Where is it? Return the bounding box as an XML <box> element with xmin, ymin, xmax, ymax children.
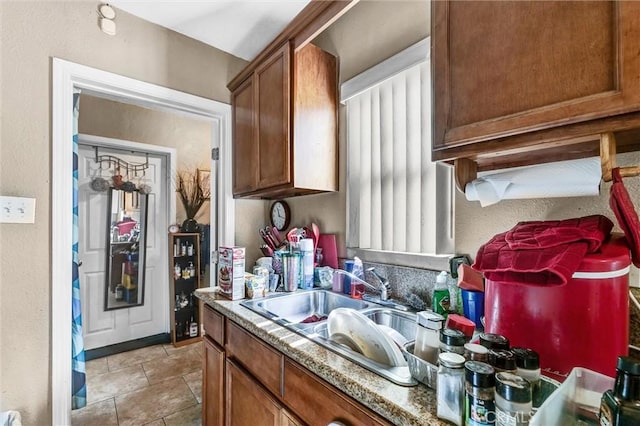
<box><xmin>461</xmin><ymin>289</ymin><xmax>485</xmax><ymax>328</ymax></box>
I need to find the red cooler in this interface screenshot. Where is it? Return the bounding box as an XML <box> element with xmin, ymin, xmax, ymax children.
<box><xmin>484</xmin><ymin>235</ymin><xmax>631</xmax><ymax>380</ymax></box>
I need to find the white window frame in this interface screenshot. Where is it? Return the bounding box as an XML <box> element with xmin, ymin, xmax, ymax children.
<box><xmin>342</xmin><ymin>38</ymin><xmax>454</xmax><ymax>271</ymax></box>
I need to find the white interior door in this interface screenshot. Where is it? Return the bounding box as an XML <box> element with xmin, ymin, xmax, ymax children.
<box><xmin>78</xmin><ymin>143</ymin><xmax>169</xmax><ymax>349</ymax></box>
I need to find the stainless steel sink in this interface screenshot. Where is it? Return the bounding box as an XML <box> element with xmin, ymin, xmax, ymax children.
<box><xmin>240</xmin><ymin>289</ymin><xmax>374</xmax><ymax>329</ymax></box>
<box><xmin>241</xmin><ymin>290</ymin><xmax>418</xmax><ymax>386</ymax></box>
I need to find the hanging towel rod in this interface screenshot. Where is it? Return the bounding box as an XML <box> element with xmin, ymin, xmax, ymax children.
<box><xmin>600</xmin><ymin>132</ymin><xmax>640</xmax><ymax>182</ymax></box>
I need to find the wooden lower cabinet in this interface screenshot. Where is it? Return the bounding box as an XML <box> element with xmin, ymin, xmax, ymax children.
<box><xmin>203</xmin><ymin>336</ymin><xmax>225</xmax><ymax>426</ymax></box>
<box><xmin>202</xmin><ymin>307</ymin><xmax>390</xmax><ymax>426</ymax></box>
<box><xmin>282</xmin><ymin>359</ymin><xmax>387</xmax><ymax>426</ymax></box>
<box><xmin>226</xmin><ymin>359</ymin><xmax>294</xmax><ymax>426</ymax></box>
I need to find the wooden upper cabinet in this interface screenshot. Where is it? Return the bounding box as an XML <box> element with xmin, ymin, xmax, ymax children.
<box><xmin>432</xmin><ymin>1</ymin><xmax>640</xmax><ymax>168</ymax></box>
<box><xmin>231</xmin><ymin>40</ymin><xmax>338</xmax><ymax>198</ymax></box>
<box><xmin>228</xmin><ymin>0</ymin><xmax>357</xmax><ymax>199</ymax></box>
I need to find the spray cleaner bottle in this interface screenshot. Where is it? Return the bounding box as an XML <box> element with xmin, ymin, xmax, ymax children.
<box><xmin>433</xmin><ymin>271</ymin><xmax>451</xmax><ymax>318</ymax></box>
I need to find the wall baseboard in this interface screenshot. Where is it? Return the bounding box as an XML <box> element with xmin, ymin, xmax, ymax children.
<box><xmin>85</xmin><ymin>333</ymin><xmax>171</xmax><ymax>361</ymax></box>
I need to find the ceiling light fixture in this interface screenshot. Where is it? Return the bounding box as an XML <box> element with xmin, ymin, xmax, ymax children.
<box><xmin>98</xmin><ymin>3</ymin><xmax>116</xmax><ymax>36</ymax></box>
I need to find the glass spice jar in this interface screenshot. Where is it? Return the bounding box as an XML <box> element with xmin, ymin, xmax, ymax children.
<box><xmin>488</xmin><ymin>349</ymin><xmax>517</xmax><ymax>374</ymax></box>
<box><xmin>464</xmin><ymin>342</ymin><xmax>489</xmax><ymax>362</ymax></box>
<box><xmin>511</xmin><ymin>347</ymin><xmax>541</xmax><ymax>394</ymax></box>
<box><xmin>465</xmin><ymin>361</ymin><xmax>496</xmax><ymax>426</ymax></box>
<box><xmin>479</xmin><ymin>332</ymin><xmax>510</xmax><ymax>350</ymax></box>
<box><xmin>414</xmin><ymin>310</ymin><xmax>445</xmax><ymax>365</ymax></box>
<box><xmin>495</xmin><ymin>372</ymin><xmax>532</xmax><ymax>426</ymax></box>
<box><xmin>599</xmin><ymin>356</ymin><xmax>640</xmax><ymax>425</ymax></box>
<box><xmin>440</xmin><ymin>328</ymin><xmax>466</xmax><ymax>355</ymax></box>
<box><xmin>437</xmin><ymin>352</ymin><xmax>466</xmax><ymax>426</ymax></box>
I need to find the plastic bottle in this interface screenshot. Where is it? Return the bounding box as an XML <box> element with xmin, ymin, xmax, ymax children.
<box><xmin>350</xmin><ymin>256</ymin><xmax>365</xmax><ymax>298</ymax></box>
<box><xmin>433</xmin><ymin>271</ymin><xmax>451</xmax><ymax>317</ymax></box>
<box><xmin>299</xmin><ymin>239</ymin><xmax>315</xmax><ymax>289</ymax></box>
<box><xmin>189</xmin><ymin>316</ymin><xmax>198</xmax><ymax>337</ymax></box>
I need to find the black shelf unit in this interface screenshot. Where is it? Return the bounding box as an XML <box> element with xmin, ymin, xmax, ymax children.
<box><xmin>169</xmin><ymin>232</ymin><xmax>201</xmax><ymax>347</ymax></box>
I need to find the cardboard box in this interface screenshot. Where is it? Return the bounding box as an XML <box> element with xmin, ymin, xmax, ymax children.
<box><xmin>218</xmin><ymin>246</ymin><xmax>245</xmax><ymax>300</ymax></box>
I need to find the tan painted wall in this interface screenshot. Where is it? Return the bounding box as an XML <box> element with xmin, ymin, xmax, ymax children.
<box><xmin>0</xmin><ymin>2</ymin><xmax>248</xmax><ymax>423</ymax></box>
<box><xmin>78</xmin><ymin>95</ymin><xmax>214</xmax><ymax>225</ymax></box>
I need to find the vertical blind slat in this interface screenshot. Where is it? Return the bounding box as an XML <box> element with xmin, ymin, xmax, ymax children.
<box><xmin>346</xmin><ymin>100</ymin><xmax>361</xmax><ymax>246</ymax></box>
<box><xmin>380</xmin><ymin>82</ymin><xmax>394</xmax><ymax>251</ymax></box>
<box><xmin>391</xmin><ymin>73</ymin><xmax>407</xmax><ymax>252</ymax></box>
<box><xmin>359</xmin><ymin>92</ymin><xmax>372</xmax><ymax>249</ymax></box>
<box><xmin>370</xmin><ymin>86</ymin><xmax>382</xmax><ymax>250</ymax></box>
<box><xmin>406</xmin><ymin>66</ymin><xmax>422</xmax><ymax>253</ymax></box>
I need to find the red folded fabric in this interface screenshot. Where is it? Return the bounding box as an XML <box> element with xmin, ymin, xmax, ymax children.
<box><xmin>474</xmin><ymin>215</ymin><xmax>613</xmax><ymax>285</ymax></box>
<box><xmin>610</xmin><ymin>168</ymin><xmax>640</xmax><ymax>268</ymax></box>
<box><xmin>505</xmin><ymin>215</ymin><xmax>613</xmax><ymax>252</ymax></box>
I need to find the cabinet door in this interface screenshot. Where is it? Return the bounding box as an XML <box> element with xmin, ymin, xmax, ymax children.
<box><xmin>225</xmin><ymin>321</ymin><xmax>283</xmax><ymax>397</ymax></box>
<box><xmin>232</xmin><ymin>77</ymin><xmax>258</xmax><ymax>195</ymax></box>
<box><xmin>225</xmin><ymin>359</ymin><xmax>282</xmax><ymax>426</ymax></box>
<box><xmin>432</xmin><ymin>1</ymin><xmax>640</xmax><ymax>159</ymax></box>
<box><xmin>255</xmin><ymin>42</ymin><xmax>291</xmax><ymax>190</ymax></box>
<box><xmin>203</xmin><ymin>336</ymin><xmax>225</xmax><ymax>426</ymax></box>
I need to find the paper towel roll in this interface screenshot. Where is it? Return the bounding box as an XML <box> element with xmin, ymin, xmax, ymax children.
<box><xmin>465</xmin><ymin>157</ymin><xmax>601</xmax><ymax>207</ymax></box>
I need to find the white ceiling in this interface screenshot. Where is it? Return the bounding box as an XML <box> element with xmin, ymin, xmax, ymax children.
<box><xmin>110</xmin><ymin>1</ymin><xmax>312</xmax><ymax>61</ymax></box>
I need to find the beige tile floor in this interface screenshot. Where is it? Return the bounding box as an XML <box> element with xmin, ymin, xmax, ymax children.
<box><xmin>71</xmin><ymin>341</ymin><xmax>203</xmax><ymax>426</ymax></box>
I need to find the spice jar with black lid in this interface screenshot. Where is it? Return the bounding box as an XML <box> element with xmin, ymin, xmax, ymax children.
<box><xmin>511</xmin><ymin>347</ymin><xmax>540</xmax><ymax>393</ymax></box>
<box><xmin>495</xmin><ymin>372</ymin><xmax>532</xmax><ymax>426</ymax></box>
<box><xmin>479</xmin><ymin>332</ymin><xmax>510</xmax><ymax>350</ymax></box>
<box><xmin>465</xmin><ymin>361</ymin><xmax>496</xmax><ymax>426</ymax></box>
<box><xmin>599</xmin><ymin>356</ymin><xmax>640</xmax><ymax>425</ymax></box>
<box><xmin>440</xmin><ymin>328</ymin><xmax>466</xmax><ymax>355</ymax></box>
<box><xmin>488</xmin><ymin>349</ymin><xmax>517</xmax><ymax>374</ymax></box>
<box><xmin>464</xmin><ymin>342</ymin><xmax>489</xmax><ymax>362</ymax></box>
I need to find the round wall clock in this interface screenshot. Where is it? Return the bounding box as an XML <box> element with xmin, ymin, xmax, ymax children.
<box><xmin>270</xmin><ymin>200</ymin><xmax>291</xmax><ymax>231</ymax></box>
<box><xmin>168</xmin><ymin>224</ymin><xmax>180</xmax><ymax>234</ymax></box>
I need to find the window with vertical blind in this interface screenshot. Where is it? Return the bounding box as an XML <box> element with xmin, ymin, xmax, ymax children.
<box><xmin>343</xmin><ymin>38</ymin><xmax>454</xmax><ymax>270</ymax></box>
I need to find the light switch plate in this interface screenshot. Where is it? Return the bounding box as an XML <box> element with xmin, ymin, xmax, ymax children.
<box><xmin>0</xmin><ymin>196</ymin><xmax>36</xmax><ymax>223</ymax></box>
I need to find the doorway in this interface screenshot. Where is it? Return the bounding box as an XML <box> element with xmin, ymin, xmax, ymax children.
<box><xmin>52</xmin><ymin>58</ymin><xmax>235</xmax><ymax>425</ymax></box>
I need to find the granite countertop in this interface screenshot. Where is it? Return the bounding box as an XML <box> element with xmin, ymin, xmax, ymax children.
<box><xmin>194</xmin><ymin>290</ymin><xmax>445</xmax><ymax>426</ymax></box>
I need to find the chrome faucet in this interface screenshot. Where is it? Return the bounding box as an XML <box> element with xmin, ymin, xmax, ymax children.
<box><xmin>366</xmin><ymin>267</ymin><xmax>390</xmax><ymax>301</ymax></box>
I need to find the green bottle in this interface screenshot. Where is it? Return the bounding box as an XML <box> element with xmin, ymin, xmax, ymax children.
<box><xmin>433</xmin><ymin>271</ymin><xmax>451</xmax><ymax>318</ymax></box>
<box><xmin>599</xmin><ymin>357</ymin><xmax>640</xmax><ymax>426</ymax></box>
